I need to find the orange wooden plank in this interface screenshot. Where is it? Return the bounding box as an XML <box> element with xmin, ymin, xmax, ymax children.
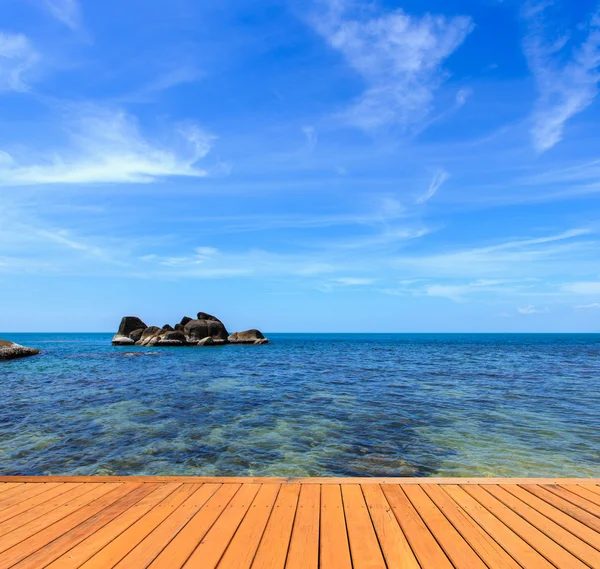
<box><xmin>0</xmin><ymin>485</ymin><xmax>33</xmax><ymax>506</ymax></box>
<box><xmin>403</xmin><ymin>484</ymin><xmax>487</xmax><ymax>569</ymax></box>
<box><xmin>216</xmin><ymin>484</ymin><xmax>281</xmax><ymax>569</ymax></box>
<box><xmin>501</xmin><ymin>484</ymin><xmax>600</xmax><ymax>551</ymax></box>
<box><xmin>463</xmin><ymin>485</ymin><xmax>588</xmax><ymax>569</ymax></box>
<box><xmin>46</xmin><ymin>483</ymin><xmax>183</xmax><ymax>569</ymax></box>
<box><xmin>114</xmin><ymin>484</ymin><xmax>221</xmax><ymax>568</ymax></box>
<box><xmin>442</xmin><ymin>485</ymin><xmax>555</xmax><ymax>569</ymax></box>
<box><xmin>0</xmin><ymin>483</ymin><xmax>82</xmax><ymax>526</ymax></box>
<box><xmin>361</xmin><ymin>484</ymin><xmax>419</xmax><ymax>569</ymax></box>
<box><xmin>382</xmin><ymin>485</ymin><xmax>454</xmax><ymax>569</ymax></box>
<box><xmin>580</xmin><ymin>484</ymin><xmax>600</xmax><ymax>496</ymax></box>
<box><xmin>341</xmin><ymin>485</ymin><xmax>386</xmax><ymax>569</ymax></box>
<box><xmin>423</xmin><ymin>484</ymin><xmax>521</xmax><ymax>569</ymax></box>
<box><xmin>539</xmin><ymin>484</ymin><xmax>600</xmax><ymax>517</ymax></box>
<box><xmin>285</xmin><ymin>484</ymin><xmax>320</xmax><ymax>569</ymax></box>
<box><xmin>0</xmin><ymin>483</ymin><xmax>110</xmax><ymax>550</ymax></box>
<box><xmin>79</xmin><ymin>483</ymin><xmax>201</xmax><ymax>569</ymax></box>
<box><xmin>0</xmin><ymin>483</ymin><xmax>130</xmax><ymax>569</ymax></box>
<box><xmin>148</xmin><ymin>483</ymin><xmax>241</xmax><ymax>569</ymax></box>
<box><xmin>485</xmin><ymin>484</ymin><xmax>600</xmax><ymax>568</ymax></box>
<box><xmin>12</xmin><ymin>483</ymin><xmax>158</xmax><ymax>569</ymax></box>
<box><xmin>0</xmin><ymin>483</ymin><xmax>61</xmax><ymax>509</ymax></box>
<box><xmin>320</xmin><ymin>484</ymin><xmax>352</xmax><ymax>569</ymax></box>
<box><xmin>0</xmin><ymin>483</ymin><xmax>24</xmax><ymax>496</ymax></box>
<box><xmin>182</xmin><ymin>483</ymin><xmax>261</xmax><ymax>569</ymax></box>
<box><xmin>560</xmin><ymin>484</ymin><xmax>600</xmax><ymax>507</ymax></box>
<box><xmin>251</xmin><ymin>483</ymin><xmax>300</xmax><ymax>569</ymax></box>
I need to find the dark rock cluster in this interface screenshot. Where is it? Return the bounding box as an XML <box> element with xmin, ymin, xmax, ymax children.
<box><xmin>112</xmin><ymin>312</ymin><xmax>269</xmax><ymax>346</ymax></box>
<box><xmin>0</xmin><ymin>340</ymin><xmax>40</xmax><ymax>360</ymax></box>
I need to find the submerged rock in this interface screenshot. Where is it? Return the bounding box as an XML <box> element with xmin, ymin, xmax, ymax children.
<box><xmin>0</xmin><ymin>340</ymin><xmax>41</xmax><ymax>361</ymax></box>
<box><xmin>111</xmin><ymin>312</ymin><xmax>269</xmax><ymax>346</ymax></box>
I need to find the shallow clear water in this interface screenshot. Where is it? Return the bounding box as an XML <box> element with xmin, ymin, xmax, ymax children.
<box><xmin>0</xmin><ymin>333</ymin><xmax>599</xmax><ymax>477</ymax></box>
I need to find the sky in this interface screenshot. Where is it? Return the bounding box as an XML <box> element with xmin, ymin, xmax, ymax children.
<box><xmin>1</xmin><ymin>0</ymin><xmax>600</xmax><ymax>333</ymax></box>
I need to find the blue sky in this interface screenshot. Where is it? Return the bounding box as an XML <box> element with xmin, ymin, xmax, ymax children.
<box><xmin>1</xmin><ymin>0</ymin><xmax>600</xmax><ymax>332</ymax></box>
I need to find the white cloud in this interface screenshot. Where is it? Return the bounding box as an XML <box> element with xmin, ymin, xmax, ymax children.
<box><xmin>523</xmin><ymin>3</ymin><xmax>600</xmax><ymax>152</ymax></box>
<box><xmin>518</xmin><ymin>305</ymin><xmax>548</xmax><ymax>314</ymax></box>
<box><xmin>0</xmin><ymin>32</ymin><xmax>38</xmax><ymax>92</ymax></box>
<box><xmin>563</xmin><ymin>281</ymin><xmax>600</xmax><ymax>295</ymax></box>
<box><xmin>311</xmin><ymin>0</ymin><xmax>473</xmax><ymax>130</ymax></box>
<box><xmin>0</xmin><ymin>106</ymin><xmax>214</xmax><ymax>185</ymax></box>
<box><xmin>333</xmin><ymin>277</ymin><xmax>375</xmax><ymax>285</ymax></box>
<box><xmin>417</xmin><ymin>169</ymin><xmax>449</xmax><ymax>204</ymax></box>
<box><xmin>575</xmin><ymin>302</ymin><xmax>600</xmax><ymax>309</ymax></box>
<box><xmin>302</xmin><ymin>125</ymin><xmax>318</xmax><ymax>151</ymax></box>
<box><xmin>41</xmin><ymin>0</ymin><xmax>83</xmax><ymax>31</ymax></box>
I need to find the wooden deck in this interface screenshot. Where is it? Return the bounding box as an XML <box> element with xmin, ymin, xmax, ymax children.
<box><xmin>0</xmin><ymin>478</ymin><xmax>599</xmax><ymax>568</ymax></box>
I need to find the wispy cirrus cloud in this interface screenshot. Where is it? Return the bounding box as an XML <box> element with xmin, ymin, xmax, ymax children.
<box><xmin>416</xmin><ymin>169</ymin><xmax>449</xmax><ymax>204</ymax></box>
<box><xmin>523</xmin><ymin>2</ymin><xmax>600</xmax><ymax>152</ymax></box>
<box><xmin>41</xmin><ymin>0</ymin><xmax>83</xmax><ymax>32</ymax></box>
<box><xmin>310</xmin><ymin>0</ymin><xmax>473</xmax><ymax>130</ymax></box>
<box><xmin>518</xmin><ymin>305</ymin><xmax>548</xmax><ymax>314</ymax></box>
<box><xmin>0</xmin><ymin>105</ymin><xmax>215</xmax><ymax>185</ymax></box>
<box><xmin>0</xmin><ymin>32</ymin><xmax>38</xmax><ymax>92</ymax></box>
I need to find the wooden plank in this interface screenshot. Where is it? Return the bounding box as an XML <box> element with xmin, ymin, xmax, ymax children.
<box><xmin>580</xmin><ymin>484</ymin><xmax>600</xmax><ymax>496</ymax></box>
<box><xmin>0</xmin><ymin>485</ymin><xmax>33</xmax><ymax>506</ymax></box>
<box><xmin>0</xmin><ymin>483</ymin><xmax>110</xmax><ymax>548</ymax></box>
<box><xmin>485</xmin><ymin>484</ymin><xmax>600</xmax><ymax>568</ymax></box>
<box><xmin>0</xmin><ymin>483</ymin><xmax>130</xmax><ymax>569</ymax></box>
<box><xmin>285</xmin><ymin>484</ymin><xmax>320</xmax><ymax>569</ymax></box>
<box><xmin>1</xmin><ymin>475</ymin><xmax>600</xmax><ymax>484</ymax></box>
<box><xmin>0</xmin><ymin>483</ymin><xmax>82</xmax><ymax>526</ymax></box>
<box><xmin>442</xmin><ymin>485</ymin><xmax>555</xmax><ymax>569</ymax></box>
<box><xmin>79</xmin><ymin>483</ymin><xmax>201</xmax><ymax>569</ymax></box>
<box><xmin>251</xmin><ymin>483</ymin><xmax>300</xmax><ymax>569</ymax></box>
<box><xmin>361</xmin><ymin>484</ymin><xmax>419</xmax><ymax>569</ymax></box>
<box><xmin>0</xmin><ymin>483</ymin><xmax>24</xmax><ymax>496</ymax></box>
<box><xmin>501</xmin><ymin>484</ymin><xmax>600</xmax><ymax>550</ymax></box>
<box><xmin>560</xmin><ymin>484</ymin><xmax>600</xmax><ymax>507</ymax></box>
<box><xmin>382</xmin><ymin>485</ymin><xmax>454</xmax><ymax>569</ymax></box>
<box><xmin>11</xmin><ymin>483</ymin><xmax>158</xmax><ymax>569</ymax></box>
<box><xmin>319</xmin><ymin>484</ymin><xmax>352</xmax><ymax>569</ymax></box>
<box><xmin>182</xmin><ymin>483</ymin><xmax>261</xmax><ymax>569</ymax></box>
<box><xmin>423</xmin><ymin>484</ymin><xmax>521</xmax><ymax>569</ymax></box>
<box><xmin>114</xmin><ymin>484</ymin><xmax>221</xmax><ymax>569</ymax></box>
<box><xmin>521</xmin><ymin>484</ymin><xmax>600</xmax><ymax>533</ymax></box>
<box><xmin>216</xmin><ymin>484</ymin><xmax>281</xmax><ymax>569</ymax></box>
<box><xmin>403</xmin><ymin>484</ymin><xmax>488</xmax><ymax>569</ymax></box>
<box><xmin>46</xmin><ymin>483</ymin><xmax>183</xmax><ymax>569</ymax></box>
<box><xmin>148</xmin><ymin>483</ymin><xmax>241</xmax><ymax>569</ymax></box>
<box><xmin>539</xmin><ymin>484</ymin><xmax>600</xmax><ymax>518</ymax></box>
<box><xmin>462</xmin><ymin>484</ymin><xmax>588</xmax><ymax>569</ymax></box>
<box><xmin>0</xmin><ymin>483</ymin><xmax>61</xmax><ymax>509</ymax></box>
<box><xmin>341</xmin><ymin>484</ymin><xmax>386</xmax><ymax>569</ymax></box>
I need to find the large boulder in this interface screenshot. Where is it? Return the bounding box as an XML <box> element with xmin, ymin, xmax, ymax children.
<box><xmin>0</xmin><ymin>340</ymin><xmax>41</xmax><ymax>361</ymax></box>
<box><xmin>135</xmin><ymin>326</ymin><xmax>162</xmax><ymax>346</ymax></box>
<box><xmin>228</xmin><ymin>329</ymin><xmax>269</xmax><ymax>344</ymax></box>
<box><xmin>112</xmin><ymin>316</ymin><xmax>148</xmax><ymax>345</ymax></box>
<box><xmin>157</xmin><ymin>330</ymin><xmax>187</xmax><ymax>346</ymax></box>
<box><xmin>118</xmin><ymin>316</ymin><xmax>147</xmax><ymax>336</ymax></box>
<box><xmin>184</xmin><ymin>314</ymin><xmax>229</xmax><ymax>344</ymax></box>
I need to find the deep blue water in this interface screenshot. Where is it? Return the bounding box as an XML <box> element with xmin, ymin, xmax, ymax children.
<box><xmin>0</xmin><ymin>333</ymin><xmax>599</xmax><ymax>477</ymax></box>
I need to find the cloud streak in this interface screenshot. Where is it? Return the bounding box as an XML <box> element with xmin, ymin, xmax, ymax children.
<box><xmin>310</xmin><ymin>0</ymin><xmax>473</xmax><ymax>130</ymax></box>
<box><xmin>523</xmin><ymin>2</ymin><xmax>600</xmax><ymax>152</ymax></box>
<box><xmin>0</xmin><ymin>106</ymin><xmax>214</xmax><ymax>185</ymax></box>
<box><xmin>0</xmin><ymin>32</ymin><xmax>38</xmax><ymax>92</ymax></box>
<box><xmin>41</xmin><ymin>0</ymin><xmax>83</xmax><ymax>31</ymax></box>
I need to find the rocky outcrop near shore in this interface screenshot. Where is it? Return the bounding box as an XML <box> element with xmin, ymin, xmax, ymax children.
<box><xmin>112</xmin><ymin>312</ymin><xmax>269</xmax><ymax>346</ymax></box>
<box><xmin>0</xmin><ymin>340</ymin><xmax>41</xmax><ymax>360</ymax></box>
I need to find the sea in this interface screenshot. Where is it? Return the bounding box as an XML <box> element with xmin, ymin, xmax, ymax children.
<box><xmin>1</xmin><ymin>333</ymin><xmax>599</xmax><ymax>478</ymax></box>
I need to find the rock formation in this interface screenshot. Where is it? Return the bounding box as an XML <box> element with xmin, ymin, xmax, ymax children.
<box><xmin>0</xmin><ymin>340</ymin><xmax>41</xmax><ymax>360</ymax></box>
<box><xmin>112</xmin><ymin>312</ymin><xmax>269</xmax><ymax>346</ymax></box>
<box><xmin>228</xmin><ymin>329</ymin><xmax>269</xmax><ymax>344</ymax></box>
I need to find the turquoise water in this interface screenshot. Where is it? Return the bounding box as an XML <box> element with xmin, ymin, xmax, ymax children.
<box><xmin>0</xmin><ymin>333</ymin><xmax>599</xmax><ymax>477</ymax></box>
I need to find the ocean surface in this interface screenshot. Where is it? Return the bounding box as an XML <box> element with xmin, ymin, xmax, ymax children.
<box><xmin>1</xmin><ymin>333</ymin><xmax>599</xmax><ymax>478</ymax></box>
